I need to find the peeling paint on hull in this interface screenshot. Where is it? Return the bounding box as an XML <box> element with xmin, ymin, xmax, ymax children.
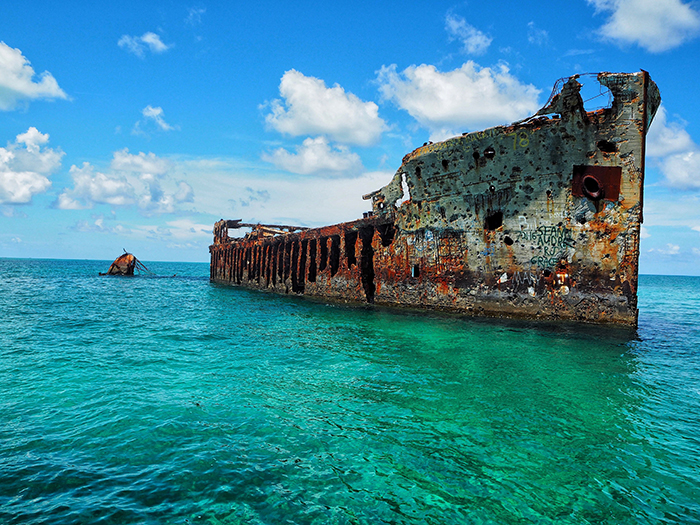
<box><xmin>210</xmin><ymin>72</ymin><xmax>660</xmax><ymax>327</ymax></box>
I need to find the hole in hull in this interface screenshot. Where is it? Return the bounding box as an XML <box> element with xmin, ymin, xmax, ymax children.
<box><xmin>319</xmin><ymin>237</ymin><xmax>328</xmax><ymax>272</ymax></box>
<box><xmin>597</xmin><ymin>140</ymin><xmax>617</xmax><ymax>153</ymax></box>
<box><xmin>330</xmin><ymin>235</ymin><xmax>341</xmax><ymax>276</ymax></box>
<box><xmin>345</xmin><ymin>231</ymin><xmax>358</xmax><ymax>267</ymax></box>
<box><xmin>583</xmin><ymin>175</ymin><xmax>603</xmax><ymax>200</ymax></box>
<box><xmin>360</xmin><ymin>226</ymin><xmax>375</xmax><ymax>303</ymax></box>
<box><xmin>484</xmin><ymin>211</ymin><xmax>503</xmax><ymax>231</ymax></box>
<box><xmin>412</xmin><ymin>264</ymin><xmax>420</xmax><ymax>278</ymax></box>
<box><xmin>308</xmin><ymin>239</ymin><xmax>317</xmax><ymax>282</ymax></box>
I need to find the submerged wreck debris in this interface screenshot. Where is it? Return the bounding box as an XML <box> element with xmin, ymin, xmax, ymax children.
<box><xmin>101</xmin><ymin>251</ymin><xmax>150</xmax><ymax>276</ymax></box>
<box><xmin>210</xmin><ymin>71</ymin><xmax>661</xmax><ymax>326</ymax></box>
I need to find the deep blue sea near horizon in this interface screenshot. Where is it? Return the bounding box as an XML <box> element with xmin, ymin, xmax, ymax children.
<box><xmin>1</xmin><ymin>258</ymin><xmax>699</xmax><ymax>524</ymax></box>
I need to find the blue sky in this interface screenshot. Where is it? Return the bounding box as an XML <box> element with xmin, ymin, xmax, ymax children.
<box><xmin>2</xmin><ymin>0</ymin><xmax>700</xmax><ymax>274</ymax></box>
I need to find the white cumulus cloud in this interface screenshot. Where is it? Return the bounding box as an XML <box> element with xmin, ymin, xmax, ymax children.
<box><xmin>647</xmin><ymin>106</ymin><xmax>700</xmax><ymax>189</ymax></box>
<box><xmin>262</xmin><ymin>136</ymin><xmax>363</xmax><ymax>176</ymax></box>
<box><xmin>135</xmin><ymin>177</ymin><xmax>194</xmax><ymax>214</ymax></box>
<box><xmin>57</xmin><ymin>149</ymin><xmax>193</xmax><ymax>214</ymax></box>
<box><xmin>588</xmin><ymin>0</ymin><xmax>700</xmax><ymax>52</ymax></box>
<box><xmin>133</xmin><ymin>105</ymin><xmax>179</xmax><ymax>135</ymax></box>
<box><xmin>111</xmin><ymin>148</ymin><xmax>170</xmax><ymax>175</ymax></box>
<box><xmin>118</xmin><ymin>32</ymin><xmax>172</xmax><ymax>58</ymax></box>
<box><xmin>646</xmin><ymin>107</ymin><xmax>695</xmax><ymax>157</ymax></box>
<box><xmin>658</xmin><ymin>150</ymin><xmax>700</xmax><ymax>190</ymax></box>
<box><xmin>0</xmin><ymin>127</ymin><xmax>63</xmax><ymax>204</ymax></box>
<box><xmin>143</xmin><ymin>105</ymin><xmax>177</xmax><ymax>131</ymax></box>
<box><xmin>0</xmin><ymin>42</ymin><xmax>68</xmax><ymax>111</ymax></box>
<box><xmin>264</xmin><ymin>70</ymin><xmax>387</xmax><ymax>146</ymax></box>
<box><xmin>57</xmin><ymin>162</ymin><xmax>135</xmax><ymax>209</ymax></box>
<box><xmin>111</xmin><ymin>149</ymin><xmax>191</xmax><ymax>214</ymax></box>
<box><xmin>377</xmin><ymin>61</ymin><xmax>541</xmax><ymax>141</ymax></box>
<box><xmin>445</xmin><ymin>14</ymin><xmax>492</xmax><ymax>55</ymax></box>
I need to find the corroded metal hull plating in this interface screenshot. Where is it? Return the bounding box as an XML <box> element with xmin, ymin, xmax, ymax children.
<box><xmin>210</xmin><ymin>72</ymin><xmax>660</xmax><ymax>326</ymax></box>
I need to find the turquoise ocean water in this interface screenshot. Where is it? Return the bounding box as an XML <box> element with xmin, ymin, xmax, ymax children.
<box><xmin>1</xmin><ymin>258</ymin><xmax>699</xmax><ymax>524</ymax></box>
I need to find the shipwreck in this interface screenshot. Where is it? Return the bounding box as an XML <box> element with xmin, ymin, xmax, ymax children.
<box><xmin>101</xmin><ymin>251</ymin><xmax>149</xmax><ymax>276</ymax></box>
<box><xmin>210</xmin><ymin>71</ymin><xmax>660</xmax><ymax>326</ymax></box>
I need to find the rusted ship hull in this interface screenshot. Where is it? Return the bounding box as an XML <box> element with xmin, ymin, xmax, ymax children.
<box><xmin>104</xmin><ymin>253</ymin><xmax>136</xmax><ymax>275</ymax></box>
<box><xmin>210</xmin><ymin>71</ymin><xmax>660</xmax><ymax>326</ymax></box>
<box><xmin>100</xmin><ymin>252</ymin><xmax>149</xmax><ymax>276</ymax></box>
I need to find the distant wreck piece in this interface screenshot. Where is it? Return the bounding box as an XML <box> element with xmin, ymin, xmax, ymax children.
<box><xmin>101</xmin><ymin>251</ymin><xmax>149</xmax><ymax>276</ymax></box>
<box><xmin>210</xmin><ymin>71</ymin><xmax>660</xmax><ymax>326</ymax></box>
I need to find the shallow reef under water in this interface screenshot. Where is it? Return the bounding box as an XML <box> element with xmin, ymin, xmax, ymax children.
<box><xmin>0</xmin><ymin>259</ymin><xmax>698</xmax><ymax>524</ymax></box>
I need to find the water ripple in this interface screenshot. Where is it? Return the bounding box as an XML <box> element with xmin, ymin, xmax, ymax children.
<box><xmin>1</xmin><ymin>261</ymin><xmax>699</xmax><ymax>524</ymax></box>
